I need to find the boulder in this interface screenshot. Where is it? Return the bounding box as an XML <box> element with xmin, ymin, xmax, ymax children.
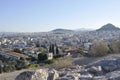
<box><xmin>93</xmin><ymin>76</ymin><xmax>105</xmax><ymax>80</ymax></box>
<box><xmin>104</xmin><ymin>70</ymin><xmax>120</xmax><ymax>80</ymax></box>
<box><xmin>88</xmin><ymin>66</ymin><xmax>102</xmax><ymax>75</ymax></box>
<box><xmin>79</xmin><ymin>70</ymin><xmax>93</xmax><ymax>80</ymax></box>
<box><xmin>71</xmin><ymin>65</ymin><xmax>82</xmax><ymax>69</ymax></box>
<box><xmin>116</xmin><ymin>58</ymin><xmax>120</xmax><ymax>68</ymax></box>
<box><xmin>102</xmin><ymin>65</ymin><xmax>118</xmax><ymax>72</ymax></box>
<box><xmin>79</xmin><ymin>73</ymin><xmax>93</xmax><ymax>80</ymax></box>
<box><xmin>88</xmin><ymin>59</ymin><xmax>119</xmax><ymax>72</ymax></box>
<box><xmin>15</xmin><ymin>69</ymin><xmax>48</xmax><ymax>80</ymax></box>
<box><xmin>15</xmin><ymin>71</ymin><xmax>34</xmax><ymax>80</ymax></box>
<box><xmin>59</xmin><ymin>73</ymin><xmax>80</xmax><ymax>80</ymax></box>
<box><xmin>48</xmin><ymin>69</ymin><xmax>59</xmax><ymax>80</ymax></box>
<box><xmin>59</xmin><ymin>71</ymin><xmax>67</xmax><ymax>77</ymax></box>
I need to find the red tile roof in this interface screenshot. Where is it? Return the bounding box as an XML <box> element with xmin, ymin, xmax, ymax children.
<box><xmin>0</xmin><ymin>49</ymin><xmax>24</xmax><ymax>57</ymax></box>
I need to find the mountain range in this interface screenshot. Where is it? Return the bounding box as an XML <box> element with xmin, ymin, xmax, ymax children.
<box><xmin>51</xmin><ymin>23</ymin><xmax>120</xmax><ymax>33</ymax></box>
<box><xmin>51</xmin><ymin>29</ymin><xmax>74</xmax><ymax>33</ymax></box>
<box><xmin>0</xmin><ymin>23</ymin><xmax>120</xmax><ymax>34</ymax></box>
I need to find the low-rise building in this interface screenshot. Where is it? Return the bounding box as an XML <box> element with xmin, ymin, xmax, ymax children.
<box><xmin>46</xmin><ymin>52</ymin><xmax>53</xmax><ymax>60</ymax></box>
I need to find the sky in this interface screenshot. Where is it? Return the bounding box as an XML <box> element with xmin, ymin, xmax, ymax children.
<box><xmin>0</xmin><ymin>0</ymin><xmax>120</xmax><ymax>32</ymax></box>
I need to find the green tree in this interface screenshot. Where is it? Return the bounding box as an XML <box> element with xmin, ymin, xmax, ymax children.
<box><xmin>56</xmin><ymin>46</ymin><xmax>59</xmax><ymax>55</ymax></box>
<box><xmin>38</xmin><ymin>53</ymin><xmax>47</xmax><ymax>62</ymax></box>
<box><xmin>49</xmin><ymin>44</ymin><xmax>55</xmax><ymax>55</ymax></box>
<box><xmin>49</xmin><ymin>45</ymin><xmax>52</xmax><ymax>52</ymax></box>
<box><xmin>0</xmin><ymin>63</ymin><xmax>3</xmax><ymax>73</ymax></box>
<box><xmin>52</xmin><ymin>44</ymin><xmax>55</xmax><ymax>55</ymax></box>
<box><xmin>3</xmin><ymin>65</ymin><xmax>11</xmax><ymax>72</ymax></box>
<box><xmin>16</xmin><ymin>60</ymin><xmax>29</xmax><ymax>69</ymax></box>
<box><xmin>109</xmin><ymin>40</ymin><xmax>120</xmax><ymax>53</ymax></box>
<box><xmin>90</xmin><ymin>41</ymin><xmax>109</xmax><ymax>57</ymax></box>
<box><xmin>79</xmin><ymin>47</ymin><xmax>84</xmax><ymax>55</ymax></box>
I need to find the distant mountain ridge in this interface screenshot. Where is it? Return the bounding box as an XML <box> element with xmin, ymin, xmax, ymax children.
<box><xmin>51</xmin><ymin>29</ymin><xmax>74</xmax><ymax>33</ymax></box>
<box><xmin>1</xmin><ymin>23</ymin><xmax>120</xmax><ymax>33</ymax></box>
<box><xmin>97</xmin><ymin>23</ymin><xmax>120</xmax><ymax>31</ymax></box>
<box><xmin>75</xmin><ymin>28</ymin><xmax>94</xmax><ymax>32</ymax></box>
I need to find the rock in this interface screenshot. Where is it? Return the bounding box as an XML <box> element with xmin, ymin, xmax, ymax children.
<box><xmin>48</xmin><ymin>69</ymin><xmax>59</xmax><ymax>80</ymax></box>
<box><xmin>102</xmin><ymin>65</ymin><xmax>118</xmax><ymax>72</ymax></box>
<box><xmin>104</xmin><ymin>70</ymin><xmax>120</xmax><ymax>80</ymax></box>
<box><xmin>79</xmin><ymin>70</ymin><xmax>89</xmax><ymax>75</ymax></box>
<box><xmin>79</xmin><ymin>73</ymin><xmax>93</xmax><ymax>80</ymax></box>
<box><xmin>71</xmin><ymin>65</ymin><xmax>82</xmax><ymax>69</ymax></box>
<box><xmin>58</xmin><ymin>76</ymin><xmax>72</xmax><ymax>80</ymax></box>
<box><xmin>15</xmin><ymin>57</ymin><xmax>120</xmax><ymax>80</ymax></box>
<box><xmin>93</xmin><ymin>76</ymin><xmax>106</xmax><ymax>80</ymax></box>
<box><xmin>65</xmin><ymin>68</ymin><xmax>72</xmax><ymax>71</ymax></box>
<box><xmin>79</xmin><ymin>70</ymin><xmax>93</xmax><ymax>80</ymax></box>
<box><xmin>79</xmin><ymin>78</ymin><xmax>92</xmax><ymax>80</ymax></box>
<box><xmin>59</xmin><ymin>73</ymin><xmax>80</xmax><ymax>80</ymax></box>
<box><xmin>15</xmin><ymin>71</ymin><xmax>34</xmax><ymax>80</ymax></box>
<box><xmin>100</xmin><ymin>59</ymin><xmax>118</xmax><ymax>72</ymax></box>
<box><xmin>88</xmin><ymin>59</ymin><xmax>117</xmax><ymax>67</ymax></box>
<box><xmin>116</xmin><ymin>58</ymin><xmax>120</xmax><ymax>68</ymax></box>
<box><xmin>66</xmin><ymin>74</ymin><xmax>79</xmax><ymax>80</ymax></box>
<box><xmin>59</xmin><ymin>71</ymin><xmax>67</xmax><ymax>77</ymax></box>
<box><xmin>88</xmin><ymin>66</ymin><xmax>102</xmax><ymax>75</ymax></box>
<box><xmin>15</xmin><ymin>69</ymin><xmax>48</xmax><ymax>80</ymax></box>
<box><xmin>88</xmin><ymin>59</ymin><xmax>119</xmax><ymax>72</ymax></box>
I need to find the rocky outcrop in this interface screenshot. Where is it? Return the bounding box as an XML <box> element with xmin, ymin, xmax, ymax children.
<box><xmin>15</xmin><ymin>69</ymin><xmax>49</xmax><ymax>80</ymax></box>
<box><xmin>16</xmin><ymin>58</ymin><xmax>120</xmax><ymax>80</ymax></box>
<box><xmin>15</xmin><ymin>69</ymin><xmax>59</xmax><ymax>80</ymax></box>
<box><xmin>48</xmin><ymin>69</ymin><xmax>59</xmax><ymax>80</ymax></box>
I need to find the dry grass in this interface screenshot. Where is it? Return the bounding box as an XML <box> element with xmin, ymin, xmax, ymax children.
<box><xmin>47</xmin><ymin>56</ymin><xmax>74</xmax><ymax>70</ymax></box>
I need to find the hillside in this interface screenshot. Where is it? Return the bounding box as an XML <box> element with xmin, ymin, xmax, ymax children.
<box><xmin>97</xmin><ymin>23</ymin><xmax>120</xmax><ymax>31</ymax></box>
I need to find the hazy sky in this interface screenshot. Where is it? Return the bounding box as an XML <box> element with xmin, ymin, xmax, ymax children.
<box><xmin>0</xmin><ymin>0</ymin><xmax>120</xmax><ymax>32</ymax></box>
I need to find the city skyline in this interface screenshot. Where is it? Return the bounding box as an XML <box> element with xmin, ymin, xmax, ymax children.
<box><xmin>0</xmin><ymin>0</ymin><xmax>120</xmax><ymax>32</ymax></box>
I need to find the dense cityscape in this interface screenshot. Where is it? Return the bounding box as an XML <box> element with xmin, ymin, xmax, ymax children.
<box><xmin>0</xmin><ymin>22</ymin><xmax>120</xmax><ymax>80</ymax></box>
<box><xmin>0</xmin><ymin>23</ymin><xmax>120</xmax><ymax>73</ymax></box>
<box><xmin>1</xmin><ymin>0</ymin><xmax>120</xmax><ymax>79</ymax></box>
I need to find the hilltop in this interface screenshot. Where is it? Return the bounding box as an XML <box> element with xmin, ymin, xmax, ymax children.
<box><xmin>97</xmin><ymin>23</ymin><xmax>120</xmax><ymax>31</ymax></box>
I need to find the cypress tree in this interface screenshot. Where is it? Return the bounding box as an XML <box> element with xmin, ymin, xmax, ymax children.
<box><xmin>51</xmin><ymin>44</ymin><xmax>55</xmax><ymax>55</ymax></box>
<box><xmin>49</xmin><ymin>45</ymin><xmax>52</xmax><ymax>52</ymax></box>
<box><xmin>56</xmin><ymin>46</ymin><xmax>59</xmax><ymax>55</ymax></box>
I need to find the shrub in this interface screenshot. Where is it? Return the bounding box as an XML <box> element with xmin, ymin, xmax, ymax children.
<box><xmin>45</xmin><ymin>59</ymin><xmax>55</xmax><ymax>64</ymax></box>
<box><xmin>54</xmin><ymin>54</ymin><xmax>62</xmax><ymax>58</ymax></box>
<box><xmin>28</xmin><ymin>64</ymin><xmax>40</xmax><ymax>69</ymax></box>
<box><xmin>109</xmin><ymin>40</ymin><xmax>120</xmax><ymax>53</ymax></box>
<box><xmin>48</xmin><ymin>56</ymin><xmax>74</xmax><ymax>69</ymax></box>
<box><xmin>89</xmin><ymin>41</ymin><xmax>109</xmax><ymax>57</ymax></box>
<box><xmin>79</xmin><ymin>47</ymin><xmax>85</xmax><ymax>55</ymax></box>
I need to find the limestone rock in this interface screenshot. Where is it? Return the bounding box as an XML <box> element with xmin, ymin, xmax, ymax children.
<box><xmin>48</xmin><ymin>69</ymin><xmax>59</xmax><ymax>80</ymax></box>
<box><xmin>104</xmin><ymin>70</ymin><xmax>120</xmax><ymax>80</ymax></box>
<box><xmin>15</xmin><ymin>69</ymin><xmax>48</xmax><ymax>80</ymax></box>
<box><xmin>59</xmin><ymin>73</ymin><xmax>80</xmax><ymax>80</ymax></box>
<box><xmin>93</xmin><ymin>76</ymin><xmax>105</xmax><ymax>80</ymax></box>
<box><xmin>88</xmin><ymin>66</ymin><xmax>102</xmax><ymax>75</ymax></box>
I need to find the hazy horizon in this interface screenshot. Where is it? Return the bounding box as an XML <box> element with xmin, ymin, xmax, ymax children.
<box><xmin>0</xmin><ymin>0</ymin><xmax>120</xmax><ymax>32</ymax></box>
